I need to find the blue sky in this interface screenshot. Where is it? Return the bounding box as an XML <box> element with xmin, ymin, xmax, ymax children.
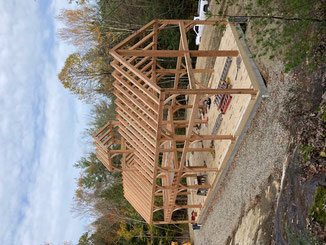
<box><xmin>0</xmin><ymin>0</ymin><xmax>91</xmax><ymax>244</ymax></box>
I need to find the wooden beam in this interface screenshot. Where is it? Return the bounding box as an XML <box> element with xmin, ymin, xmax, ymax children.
<box><xmin>117</xmin><ymin>110</ymin><xmax>156</xmax><ymax>148</ymax></box>
<box><xmin>141</xmin><ymin>60</ymin><xmax>154</xmax><ymax>75</ymax></box>
<box><xmin>173</xmin><ymin>204</ymin><xmax>202</xmax><ymax>209</ymax></box>
<box><xmin>109</xmin><ymin>149</ymin><xmax>134</xmax><ymax>154</ymax></box>
<box><xmin>125</xmin><ymin>42</ymin><xmax>154</xmax><ymax>65</ymax></box>
<box><xmin>164</xmin><ymin>95</ymin><xmax>202</xmax><ymax>222</ymax></box>
<box><xmin>93</xmin><ymin>121</ymin><xmax>111</xmax><ymax>137</ymax></box>
<box><xmin>154</xmin><ymin>204</ymin><xmax>201</xmax><ymax>211</ymax></box>
<box><xmin>156</xmin><ymin>68</ymin><xmax>214</xmax><ymax>74</ymax></box>
<box><xmin>114</xmin><ymin>82</ymin><xmax>158</xmax><ymax>122</ymax></box>
<box><xmin>163</xmin><ymin>104</ymin><xmax>192</xmax><ymax>109</ymax></box>
<box><xmin>157</xmin><ymin>19</ymin><xmax>228</xmax><ymax>25</ymax></box>
<box><xmin>177</xmin><ymin>191</ymin><xmax>192</xmax><ymax>196</ymax></box>
<box><xmin>112</xmin><ymin>70</ymin><xmax>159</xmax><ymax>109</ymax></box>
<box><xmin>164</xmin><ymin>94</ymin><xmax>178</xmax><ymax>105</ymax></box>
<box><xmin>162</xmin><ymin>88</ymin><xmax>258</xmax><ymax>95</ymax></box>
<box><xmin>158</xmin><ymin>23</ymin><xmax>167</xmax><ymax>31</ymax></box>
<box><xmin>160</xmin><ymin>148</ymin><xmax>214</xmax><ymax>152</ymax></box>
<box><xmin>116</xmin><ymin>107</ymin><xmax>156</xmax><ymax>139</ymax></box>
<box><xmin>124</xmin><ymin>189</ymin><xmax>151</xmax><ymax>221</ymax></box>
<box><xmin>184</xmin><ymin>167</ymin><xmax>219</xmax><ymax>172</ymax></box>
<box><xmin>120</xmin><ymin>137</ymin><xmax>127</xmax><ymax>168</ymax></box>
<box><xmin>153</xmin><ymin>220</ymin><xmax>197</xmax><ymax>224</ymax></box>
<box><xmin>181</xmin><ymin>173</ymin><xmax>197</xmax><ymax>178</ymax></box>
<box><xmin>180</xmin><ymin>184</ymin><xmax>211</xmax><ymax>189</ymax></box>
<box><xmin>149</xmin><ymin>92</ymin><xmax>165</xmax><ymax>224</ymax></box>
<box><xmin>167</xmin><ymin>107</ymin><xmax>179</xmax><ymax>169</ymax></box>
<box><xmin>187</xmin><ymin>147</ymin><xmax>215</xmax><ymax>152</ymax></box>
<box><xmin>179</xmin><ymin>21</ymin><xmax>196</xmax><ymax>89</ymax></box>
<box><xmin>115</xmin><ymin>99</ymin><xmax>157</xmax><ymax>132</ymax></box>
<box><xmin>118</xmin><ymin>129</ymin><xmax>155</xmax><ymax>165</ymax></box>
<box><xmin>159</xmin><ymin>135</ymin><xmax>235</xmax><ymax>142</ymax></box>
<box><xmin>130</xmin><ymin>31</ymin><xmax>155</xmax><ymax>50</ymax></box>
<box><xmin>116</xmin><ymin>49</ymin><xmax>239</xmax><ymax>57</ymax></box>
<box><xmin>171</xmin><ymin>39</ymin><xmax>183</xmax><ymax>105</ymax></box>
<box><xmin>162</xmin><ymin>120</ymin><xmax>207</xmax><ymax>125</ymax></box>
<box><xmin>111</xmin><ymin>19</ymin><xmax>156</xmax><ymax>50</ymax></box>
<box><xmin>124</xmin><ymin>174</ymin><xmax>152</xmax><ymax>201</ymax></box>
<box><xmin>110</xmin><ymin>50</ymin><xmax>161</xmax><ymax>93</ymax></box>
<box><xmin>133</xmin><ymin>158</ymin><xmax>155</xmax><ymax>180</ymax></box>
<box><xmin>118</xmin><ymin>122</ymin><xmax>156</xmax><ymax>160</ymax></box>
<box><xmin>152</xmin><ymin>23</ymin><xmax>158</xmax><ymax>83</ymax></box>
<box><xmin>154</xmin><ymin>191</ymin><xmax>191</xmax><ymax>196</ymax></box>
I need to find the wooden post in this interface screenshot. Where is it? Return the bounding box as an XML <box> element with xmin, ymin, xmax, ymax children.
<box><xmin>152</xmin><ymin>23</ymin><xmax>158</xmax><ymax>83</ymax></box>
<box><xmin>173</xmin><ymin>204</ymin><xmax>202</xmax><ymax>209</ymax></box>
<box><xmin>179</xmin><ymin>21</ymin><xmax>196</xmax><ymax>89</ymax></box>
<box><xmin>157</xmin><ymin>19</ymin><xmax>228</xmax><ymax>25</ymax></box>
<box><xmin>183</xmin><ymin>167</ymin><xmax>219</xmax><ymax>172</ymax></box>
<box><xmin>159</xmin><ymin>148</ymin><xmax>214</xmax><ymax>152</ymax></box>
<box><xmin>162</xmin><ymin>88</ymin><xmax>258</xmax><ymax>95</ymax></box>
<box><xmin>153</xmin><ymin>220</ymin><xmax>197</xmax><ymax>224</ymax></box>
<box><xmin>181</xmin><ymin>173</ymin><xmax>197</xmax><ymax>178</ymax></box>
<box><xmin>157</xmin><ymin>68</ymin><xmax>214</xmax><ymax>74</ymax></box>
<box><xmin>162</xmin><ymin>120</ymin><xmax>207</xmax><ymax>125</ymax></box>
<box><xmin>154</xmin><ymin>191</ymin><xmax>191</xmax><ymax>196</ymax></box>
<box><xmin>115</xmin><ymin>49</ymin><xmax>239</xmax><ymax>57</ymax></box>
<box><xmin>159</xmin><ymin>135</ymin><xmax>235</xmax><ymax>142</ymax></box>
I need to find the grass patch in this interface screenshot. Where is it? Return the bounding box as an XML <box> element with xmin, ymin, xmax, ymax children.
<box><xmin>219</xmin><ymin>0</ymin><xmax>326</xmax><ymax>73</ymax></box>
<box><xmin>309</xmin><ymin>186</ymin><xmax>326</xmax><ymax>227</ymax></box>
<box><xmin>285</xmin><ymin>226</ymin><xmax>321</xmax><ymax>245</ymax></box>
<box><xmin>299</xmin><ymin>145</ymin><xmax>314</xmax><ymax>162</ymax></box>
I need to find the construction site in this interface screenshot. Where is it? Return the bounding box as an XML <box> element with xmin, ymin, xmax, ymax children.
<box><xmin>93</xmin><ymin>19</ymin><xmax>267</xmax><ymax>226</ymax></box>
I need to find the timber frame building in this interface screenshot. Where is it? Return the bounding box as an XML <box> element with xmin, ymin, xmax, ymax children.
<box><xmin>93</xmin><ymin>19</ymin><xmax>263</xmax><ymax>225</ymax></box>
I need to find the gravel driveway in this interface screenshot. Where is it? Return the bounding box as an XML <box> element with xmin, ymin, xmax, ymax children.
<box><xmin>193</xmin><ymin>60</ymin><xmax>293</xmax><ymax>244</ymax></box>
<box><xmin>190</xmin><ymin>1</ymin><xmax>296</xmax><ymax>241</ymax></box>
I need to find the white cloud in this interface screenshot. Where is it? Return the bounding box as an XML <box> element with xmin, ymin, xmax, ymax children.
<box><xmin>0</xmin><ymin>0</ymin><xmax>90</xmax><ymax>244</ymax></box>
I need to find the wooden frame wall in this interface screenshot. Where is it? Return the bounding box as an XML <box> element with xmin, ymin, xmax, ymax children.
<box><xmin>93</xmin><ymin>19</ymin><xmax>259</xmax><ymax>224</ymax></box>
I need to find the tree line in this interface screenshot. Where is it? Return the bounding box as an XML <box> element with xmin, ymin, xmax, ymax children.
<box><xmin>57</xmin><ymin>0</ymin><xmax>195</xmax><ymax>244</ymax></box>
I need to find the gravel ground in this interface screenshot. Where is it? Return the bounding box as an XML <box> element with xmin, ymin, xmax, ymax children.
<box><xmin>189</xmin><ymin>0</ymin><xmax>299</xmax><ymax>243</ymax></box>
<box><xmin>189</xmin><ymin>0</ymin><xmax>326</xmax><ymax>243</ymax></box>
<box><xmin>193</xmin><ymin>60</ymin><xmax>292</xmax><ymax>244</ymax></box>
